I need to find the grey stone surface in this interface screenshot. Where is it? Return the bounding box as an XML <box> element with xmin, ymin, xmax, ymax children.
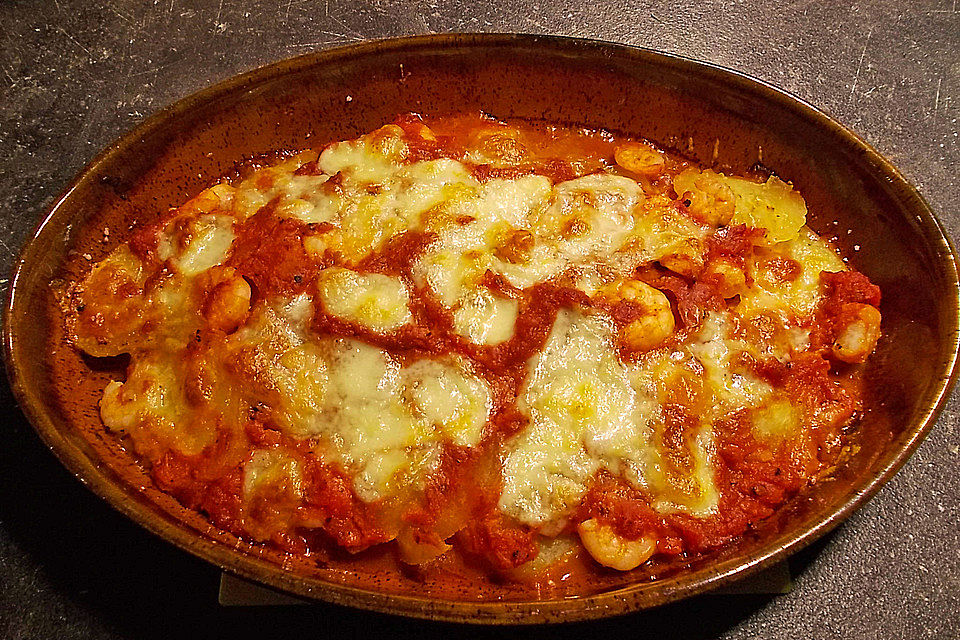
<box><xmin>0</xmin><ymin>0</ymin><xmax>957</xmax><ymax>638</ymax></box>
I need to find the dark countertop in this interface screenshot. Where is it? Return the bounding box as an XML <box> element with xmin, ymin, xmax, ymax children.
<box><xmin>1</xmin><ymin>1</ymin><xmax>957</xmax><ymax>638</ymax></box>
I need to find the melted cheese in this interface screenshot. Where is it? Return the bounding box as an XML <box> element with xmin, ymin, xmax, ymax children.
<box><xmin>319</xmin><ymin>130</ymin><xmax>405</xmax><ymax>183</ymax></box>
<box><xmin>738</xmin><ymin>227</ymin><xmax>847</xmax><ymax>319</ymax></box>
<box><xmin>622</xmin><ymin>194</ymin><xmax>709</xmax><ymax>266</ymax></box>
<box><xmin>221</xmin><ymin>302</ymin><xmax>324</xmax><ymax>439</ymax></box>
<box><xmin>317</xmin><ymin>340</ymin><xmax>492</xmax><ymax>501</ymax></box>
<box><xmin>71</xmin><ymin>246</ymin><xmax>150</xmax><ymax>357</ymax></box>
<box><xmin>488</xmin><ymin>174</ymin><xmax>643</xmax><ymax>290</ymax></box>
<box><xmin>232</xmin><ymin>153</ymin><xmax>321</xmax><ymax>220</ymax></box>
<box><xmin>452</xmin><ymin>289</ymin><xmax>518</xmax><ymax>345</ymax></box>
<box><xmin>530</xmin><ymin>173</ymin><xmax>641</xmax><ymax>263</ymax></box>
<box><xmin>244</xmin><ymin>449</ymin><xmax>303</xmax><ymax>500</ymax></box>
<box><xmin>100</xmin><ymin>351</ymin><xmax>215</xmax><ymax>456</ymax></box>
<box><xmin>404</xmin><ymin>357</ymin><xmax>493</xmax><ymax>447</ymax></box>
<box><xmin>687</xmin><ymin>312</ymin><xmax>772</xmax><ymax>411</ymax></box>
<box><xmin>296</xmin><ymin>129</ymin><xmax>483</xmax><ymax>263</ymax></box>
<box><xmin>273</xmin><ymin>174</ymin><xmax>339</xmax><ymax>224</ymax></box>
<box><xmin>158</xmin><ymin>213</ymin><xmax>236</xmax><ymax>276</ymax></box>
<box><xmin>70</xmin><ymin>118</ymin><xmax>877</xmax><ymax>569</ymax></box>
<box><xmin>413</xmin><ymin>175</ymin><xmax>551</xmax><ymax>343</ymax></box>
<box><xmin>318</xmin><ymin>267</ymin><xmax>412</xmax><ymax>332</ymax></box>
<box><xmin>753</xmin><ymin>397</ymin><xmax>801</xmax><ymax>441</ymax></box>
<box><xmin>499</xmin><ymin>310</ymin><xmax>686</xmax><ymax>525</ymax></box>
<box><xmin>501</xmin><ymin>309</ymin><xmax>782</xmax><ymax>526</ymax></box>
<box><xmin>500</xmin><ymin>310</ymin><xmax>649</xmax><ymax>526</ymax></box>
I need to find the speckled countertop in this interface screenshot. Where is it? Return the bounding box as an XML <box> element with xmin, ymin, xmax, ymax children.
<box><xmin>1</xmin><ymin>1</ymin><xmax>957</xmax><ymax>638</ymax></box>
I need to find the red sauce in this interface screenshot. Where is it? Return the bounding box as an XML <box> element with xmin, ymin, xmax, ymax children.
<box><xmin>641</xmin><ymin>268</ymin><xmax>726</xmax><ymax>328</ymax></box>
<box><xmin>707</xmin><ymin>224</ymin><xmax>765</xmax><ymax>266</ymax></box>
<box><xmin>228</xmin><ymin>203</ymin><xmax>326</xmax><ymax>298</ymax></box>
<box><xmin>821</xmin><ymin>270</ymin><xmax>882</xmax><ymax>311</ymax></box>
<box><xmin>55</xmin><ymin>113</ymin><xmax>881</xmax><ymax>599</ymax></box>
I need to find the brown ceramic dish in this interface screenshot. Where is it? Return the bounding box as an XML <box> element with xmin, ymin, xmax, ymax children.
<box><xmin>4</xmin><ymin>34</ymin><xmax>959</xmax><ymax>623</ymax></box>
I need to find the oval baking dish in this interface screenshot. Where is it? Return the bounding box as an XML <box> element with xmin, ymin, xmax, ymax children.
<box><xmin>5</xmin><ymin>34</ymin><xmax>959</xmax><ymax>623</ymax></box>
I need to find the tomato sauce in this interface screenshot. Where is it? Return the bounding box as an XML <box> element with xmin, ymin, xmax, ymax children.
<box><xmin>53</xmin><ymin>113</ymin><xmax>882</xmax><ymax>599</ymax></box>
<box><xmin>228</xmin><ymin>204</ymin><xmax>326</xmax><ymax>298</ymax></box>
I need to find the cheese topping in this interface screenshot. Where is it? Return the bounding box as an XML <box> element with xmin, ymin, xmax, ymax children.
<box><xmin>501</xmin><ymin>310</ymin><xmax>650</xmax><ymax>526</ymax></box>
<box><xmin>318</xmin><ymin>267</ymin><xmax>413</xmax><ymax>332</ymax></box>
<box><xmin>317</xmin><ymin>341</ymin><xmax>492</xmax><ymax>501</ymax></box>
<box><xmin>452</xmin><ymin>289</ymin><xmax>519</xmax><ymax>345</ymax></box>
<box><xmin>738</xmin><ymin>227</ymin><xmax>847</xmax><ymax>319</ymax></box>
<box><xmin>501</xmin><ymin>310</ymin><xmax>767</xmax><ymax>526</ymax></box>
<box><xmin>67</xmin><ymin>115</ymin><xmax>881</xmax><ymax>579</ymax></box>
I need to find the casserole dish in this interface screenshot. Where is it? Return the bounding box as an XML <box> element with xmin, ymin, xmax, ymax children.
<box><xmin>4</xmin><ymin>34</ymin><xmax>958</xmax><ymax>623</ymax></box>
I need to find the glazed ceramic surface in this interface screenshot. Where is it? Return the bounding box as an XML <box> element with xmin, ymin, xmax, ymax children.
<box><xmin>5</xmin><ymin>34</ymin><xmax>958</xmax><ymax>623</ymax></box>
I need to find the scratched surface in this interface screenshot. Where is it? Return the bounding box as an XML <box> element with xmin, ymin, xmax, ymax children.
<box><xmin>1</xmin><ymin>1</ymin><xmax>958</xmax><ymax>638</ymax></box>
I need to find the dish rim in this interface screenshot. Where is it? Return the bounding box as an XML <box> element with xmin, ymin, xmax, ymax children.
<box><xmin>4</xmin><ymin>32</ymin><xmax>959</xmax><ymax>623</ymax></box>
